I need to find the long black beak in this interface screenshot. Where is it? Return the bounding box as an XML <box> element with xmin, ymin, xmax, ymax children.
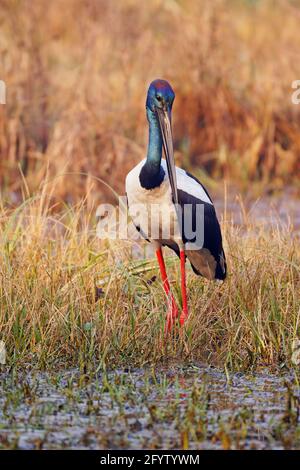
<box><xmin>156</xmin><ymin>107</ymin><xmax>178</xmax><ymax>205</ymax></box>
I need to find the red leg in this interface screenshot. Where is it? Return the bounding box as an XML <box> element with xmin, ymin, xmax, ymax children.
<box><xmin>179</xmin><ymin>250</ymin><xmax>188</xmax><ymax>326</ymax></box>
<box><xmin>156</xmin><ymin>247</ymin><xmax>178</xmax><ymax>332</ymax></box>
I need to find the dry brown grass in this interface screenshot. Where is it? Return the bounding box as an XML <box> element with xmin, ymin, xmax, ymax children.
<box><xmin>0</xmin><ymin>0</ymin><xmax>300</xmax><ymax>206</ymax></box>
<box><xmin>0</xmin><ymin>187</ymin><xmax>299</xmax><ymax>370</ymax></box>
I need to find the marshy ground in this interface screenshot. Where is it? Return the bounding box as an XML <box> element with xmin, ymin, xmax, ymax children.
<box><xmin>0</xmin><ymin>365</ymin><xmax>300</xmax><ymax>450</ymax></box>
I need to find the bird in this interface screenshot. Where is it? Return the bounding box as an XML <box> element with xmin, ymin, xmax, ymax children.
<box><xmin>125</xmin><ymin>79</ymin><xmax>226</xmax><ymax>332</ymax></box>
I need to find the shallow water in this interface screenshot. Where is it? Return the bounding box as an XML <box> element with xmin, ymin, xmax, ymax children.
<box><xmin>214</xmin><ymin>191</ymin><xmax>300</xmax><ymax>231</ymax></box>
<box><xmin>0</xmin><ymin>365</ymin><xmax>299</xmax><ymax>450</ymax></box>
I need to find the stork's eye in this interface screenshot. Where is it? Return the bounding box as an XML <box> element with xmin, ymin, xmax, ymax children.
<box><xmin>156</xmin><ymin>95</ymin><xmax>162</xmax><ymax>102</ymax></box>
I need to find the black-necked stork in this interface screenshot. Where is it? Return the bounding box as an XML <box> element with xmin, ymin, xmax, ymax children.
<box><xmin>126</xmin><ymin>79</ymin><xmax>226</xmax><ymax>331</ymax></box>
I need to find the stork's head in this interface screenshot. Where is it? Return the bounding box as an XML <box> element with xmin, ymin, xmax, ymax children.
<box><xmin>146</xmin><ymin>80</ymin><xmax>176</xmax><ymax>183</ymax></box>
<box><xmin>146</xmin><ymin>79</ymin><xmax>175</xmax><ymax>114</ymax></box>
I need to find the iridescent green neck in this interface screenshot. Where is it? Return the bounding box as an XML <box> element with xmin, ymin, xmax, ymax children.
<box><xmin>139</xmin><ymin>108</ymin><xmax>165</xmax><ymax>189</ymax></box>
<box><xmin>146</xmin><ymin>108</ymin><xmax>162</xmax><ymax>169</ymax></box>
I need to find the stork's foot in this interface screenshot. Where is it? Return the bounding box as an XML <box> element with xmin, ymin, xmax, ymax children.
<box><xmin>179</xmin><ymin>308</ymin><xmax>188</xmax><ymax>327</ymax></box>
<box><xmin>165</xmin><ymin>299</ymin><xmax>178</xmax><ymax>334</ymax></box>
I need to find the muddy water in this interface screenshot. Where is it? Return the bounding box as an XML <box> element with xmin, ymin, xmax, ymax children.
<box><xmin>0</xmin><ymin>365</ymin><xmax>299</xmax><ymax>450</ymax></box>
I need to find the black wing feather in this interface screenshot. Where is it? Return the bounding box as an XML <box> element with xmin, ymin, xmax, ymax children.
<box><xmin>177</xmin><ymin>187</ymin><xmax>226</xmax><ymax>280</ymax></box>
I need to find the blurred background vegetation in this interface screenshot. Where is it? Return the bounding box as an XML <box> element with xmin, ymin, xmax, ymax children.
<box><xmin>0</xmin><ymin>0</ymin><xmax>299</xmax><ymax>206</ymax></box>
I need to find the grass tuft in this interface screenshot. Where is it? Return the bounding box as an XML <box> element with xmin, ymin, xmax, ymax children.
<box><xmin>0</xmin><ymin>190</ymin><xmax>299</xmax><ymax>370</ymax></box>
